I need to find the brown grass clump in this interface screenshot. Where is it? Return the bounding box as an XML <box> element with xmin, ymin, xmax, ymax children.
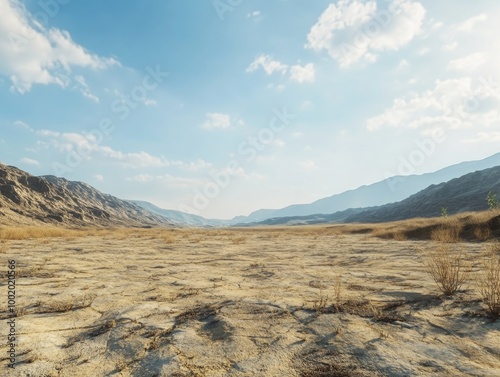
<box><xmin>423</xmin><ymin>244</ymin><xmax>469</xmax><ymax>296</ymax></box>
<box><xmin>477</xmin><ymin>243</ymin><xmax>500</xmax><ymax>317</ymax></box>
<box><xmin>473</xmin><ymin>226</ymin><xmax>491</xmax><ymax>242</ymax></box>
<box><xmin>431</xmin><ymin>223</ymin><xmax>461</xmax><ymax>243</ymax></box>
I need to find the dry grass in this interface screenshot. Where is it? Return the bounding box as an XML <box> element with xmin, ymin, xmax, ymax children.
<box><xmin>473</xmin><ymin>225</ymin><xmax>492</xmax><ymax>241</ymax></box>
<box><xmin>422</xmin><ymin>244</ymin><xmax>469</xmax><ymax>296</ymax></box>
<box><xmin>477</xmin><ymin>243</ymin><xmax>500</xmax><ymax>317</ymax></box>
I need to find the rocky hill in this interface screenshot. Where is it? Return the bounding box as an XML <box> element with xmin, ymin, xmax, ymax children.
<box><xmin>245</xmin><ymin>165</ymin><xmax>500</xmax><ymax>226</ymax></box>
<box><xmin>344</xmin><ymin>165</ymin><xmax>500</xmax><ymax>223</ymax></box>
<box><xmin>0</xmin><ymin>163</ymin><xmax>174</xmax><ymax>227</ymax></box>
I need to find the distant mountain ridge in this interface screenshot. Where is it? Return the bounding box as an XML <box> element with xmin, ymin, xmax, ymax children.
<box><xmin>344</xmin><ymin>165</ymin><xmax>500</xmax><ymax>223</ymax></box>
<box><xmin>233</xmin><ymin>153</ymin><xmax>500</xmax><ymax>224</ymax></box>
<box><xmin>245</xmin><ymin>165</ymin><xmax>500</xmax><ymax>226</ymax></box>
<box><xmin>129</xmin><ymin>200</ymin><xmax>228</xmax><ymax>227</ymax></box>
<box><xmin>0</xmin><ymin>163</ymin><xmax>174</xmax><ymax>227</ymax></box>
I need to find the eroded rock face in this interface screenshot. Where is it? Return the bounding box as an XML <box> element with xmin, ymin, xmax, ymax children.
<box><xmin>0</xmin><ymin>163</ymin><xmax>175</xmax><ymax>227</ymax></box>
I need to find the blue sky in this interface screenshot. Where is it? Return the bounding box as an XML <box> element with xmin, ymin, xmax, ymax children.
<box><xmin>1</xmin><ymin>0</ymin><xmax>499</xmax><ymax>219</ymax></box>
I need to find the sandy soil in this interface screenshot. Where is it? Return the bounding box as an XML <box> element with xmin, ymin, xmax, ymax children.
<box><xmin>0</xmin><ymin>227</ymin><xmax>499</xmax><ymax>376</ymax></box>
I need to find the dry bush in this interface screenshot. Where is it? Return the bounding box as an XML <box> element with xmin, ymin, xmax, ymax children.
<box><xmin>423</xmin><ymin>244</ymin><xmax>469</xmax><ymax>296</ymax></box>
<box><xmin>477</xmin><ymin>244</ymin><xmax>500</xmax><ymax>317</ymax></box>
<box><xmin>431</xmin><ymin>224</ymin><xmax>461</xmax><ymax>243</ymax></box>
<box><xmin>392</xmin><ymin>231</ymin><xmax>407</xmax><ymax>241</ymax></box>
<box><xmin>232</xmin><ymin>236</ymin><xmax>247</xmax><ymax>245</ymax></box>
<box><xmin>312</xmin><ymin>289</ymin><xmax>329</xmax><ymax>312</ymax></box>
<box><xmin>333</xmin><ymin>275</ymin><xmax>343</xmax><ymax>305</ymax></box>
<box><xmin>473</xmin><ymin>226</ymin><xmax>491</xmax><ymax>242</ymax></box>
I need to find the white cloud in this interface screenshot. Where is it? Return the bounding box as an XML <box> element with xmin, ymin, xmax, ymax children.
<box><xmin>455</xmin><ymin>14</ymin><xmax>487</xmax><ymax>33</ymax></box>
<box><xmin>0</xmin><ymin>0</ymin><xmax>118</xmax><ymax>93</ymax></box>
<box><xmin>14</xmin><ymin>120</ymin><xmax>32</xmax><ymax>130</ymax></box>
<box><xmin>247</xmin><ymin>11</ymin><xmax>261</xmax><ymax>18</ymax></box>
<box><xmin>273</xmin><ymin>139</ymin><xmax>286</xmax><ymax>147</ymax></box>
<box><xmin>306</xmin><ymin>0</ymin><xmax>425</xmax><ymax>67</ymax></box>
<box><xmin>246</xmin><ymin>55</ymin><xmax>288</xmax><ymax>76</ymax></box>
<box><xmin>367</xmin><ymin>77</ymin><xmax>500</xmax><ymax>132</ymax></box>
<box><xmin>447</xmin><ymin>53</ymin><xmax>486</xmax><ymax>72</ymax></box>
<box><xmin>201</xmin><ymin>113</ymin><xmax>234</xmax><ymax>130</ymax></box>
<box><xmin>36</xmin><ymin>128</ymin><xmax>218</xmax><ymax>171</ymax></box>
<box><xmin>126</xmin><ymin>174</ymin><xmax>204</xmax><ymax>188</ymax></box>
<box><xmin>443</xmin><ymin>41</ymin><xmax>458</xmax><ymax>51</ymax></box>
<box><xmin>462</xmin><ymin>132</ymin><xmax>500</xmax><ymax>144</ymax></box>
<box><xmin>74</xmin><ymin>75</ymin><xmax>99</xmax><ymax>103</ymax></box>
<box><xmin>94</xmin><ymin>174</ymin><xmax>104</xmax><ymax>182</ymax></box>
<box><xmin>21</xmin><ymin>157</ymin><xmax>39</xmax><ymax>166</ymax></box>
<box><xmin>247</xmin><ymin>55</ymin><xmax>315</xmax><ymax>83</ymax></box>
<box><xmin>398</xmin><ymin>59</ymin><xmax>410</xmax><ymax>69</ymax></box>
<box><xmin>289</xmin><ymin>63</ymin><xmax>315</xmax><ymax>83</ymax></box>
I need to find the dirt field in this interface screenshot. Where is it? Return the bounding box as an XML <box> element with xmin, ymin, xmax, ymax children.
<box><xmin>1</xmin><ymin>226</ymin><xmax>499</xmax><ymax>376</ymax></box>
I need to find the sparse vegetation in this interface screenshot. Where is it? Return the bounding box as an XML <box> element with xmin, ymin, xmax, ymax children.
<box><xmin>487</xmin><ymin>191</ymin><xmax>499</xmax><ymax>210</ymax></box>
<box><xmin>477</xmin><ymin>244</ymin><xmax>500</xmax><ymax>317</ymax></box>
<box><xmin>423</xmin><ymin>244</ymin><xmax>469</xmax><ymax>296</ymax></box>
<box><xmin>431</xmin><ymin>222</ymin><xmax>462</xmax><ymax>243</ymax></box>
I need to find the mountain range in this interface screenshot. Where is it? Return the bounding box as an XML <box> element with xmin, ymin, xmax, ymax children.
<box><xmin>0</xmin><ymin>163</ymin><xmax>174</xmax><ymax>227</ymax></box>
<box><xmin>1</xmin><ymin>152</ymin><xmax>500</xmax><ymax>227</ymax></box>
<box><xmin>228</xmin><ymin>152</ymin><xmax>500</xmax><ymax>224</ymax></box>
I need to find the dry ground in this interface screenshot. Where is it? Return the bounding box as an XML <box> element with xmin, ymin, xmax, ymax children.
<box><xmin>0</xmin><ymin>225</ymin><xmax>499</xmax><ymax>376</ymax></box>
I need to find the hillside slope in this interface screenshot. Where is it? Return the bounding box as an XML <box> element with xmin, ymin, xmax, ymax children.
<box><xmin>0</xmin><ymin>163</ymin><xmax>174</xmax><ymax>227</ymax></box>
<box><xmin>345</xmin><ymin>165</ymin><xmax>500</xmax><ymax>223</ymax></box>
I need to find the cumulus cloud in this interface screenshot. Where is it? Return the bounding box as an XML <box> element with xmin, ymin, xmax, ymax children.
<box><xmin>247</xmin><ymin>54</ymin><xmax>315</xmax><ymax>83</ymax></box>
<box><xmin>201</xmin><ymin>113</ymin><xmax>243</xmax><ymax>130</ymax></box>
<box><xmin>0</xmin><ymin>0</ymin><xmax>118</xmax><ymax>93</ymax></box>
<box><xmin>246</xmin><ymin>55</ymin><xmax>288</xmax><ymax>76</ymax></box>
<box><xmin>462</xmin><ymin>132</ymin><xmax>500</xmax><ymax>144</ymax></box>
<box><xmin>289</xmin><ymin>63</ymin><xmax>316</xmax><ymax>83</ymax></box>
<box><xmin>447</xmin><ymin>53</ymin><xmax>486</xmax><ymax>72</ymax></box>
<box><xmin>35</xmin><ymin>128</ymin><xmax>219</xmax><ymax>172</ymax></box>
<box><xmin>367</xmin><ymin>77</ymin><xmax>500</xmax><ymax>133</ymax></box>
<box><xmin>454</xmin><ymin>14</ymin><xmax>487</xmax><ymax>33</ymax></box>
<box><xmin>306</xmin><ymin>0</ymin><xmax>426</xmax><ymax>67</ymax></box>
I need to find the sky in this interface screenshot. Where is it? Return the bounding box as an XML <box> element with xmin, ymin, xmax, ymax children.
<box><xmin>1</xmin><ymin>0</ymin><xmax>499</xmax><ymax>219</ymax></box>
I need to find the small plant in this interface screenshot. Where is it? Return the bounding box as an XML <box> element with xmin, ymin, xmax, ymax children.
<box><xmin>333</xmin><ymin>276</ymin><xmax>342</xmax><ymax>304</ymax></box>
<box><xmin>477</xmin><ymin>244</ymin><xmax>500</xmax><ymax>317</ymax></box>
<box><xmin>312</xmin><ymin>289</ymin><xmax>329</xmax><ymax>312</ymax></box>
<box><xmin>487</xmin><ymin>191</ymin><xmax>498</xmax><ymax>210</ymax></box>
<box><xmin>423</xmin><ymin>244</ymin><xmax>469</xmax><ymax>296</ymax></box>
<box><xmin>441</xmin><ymin>207</ymin><xmax>448</xmax><ymax>218</ymax></box>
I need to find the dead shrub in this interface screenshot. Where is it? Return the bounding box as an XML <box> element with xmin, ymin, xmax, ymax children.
<box><xmin>423</xmin><ymin>244</ymin><xmax>469</xmax><ymax>296</ymax></box>
<box><xmin>477</xmin><ymin>244</ymin><xmax>500</xmax><ymax>317</ymax></box>
<box><xmin>431</xmin><ymin>225</ymin><xmax>461</xmax><ymax>243</ymax></box>
<box><xmin>473</xmin><ymin>226</ymin><xmax>491</xmax><ymax>242</ymax></box>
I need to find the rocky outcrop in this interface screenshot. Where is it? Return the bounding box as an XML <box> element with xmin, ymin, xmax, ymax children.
<box><xmin>0</xmin><ymin>163</ymin><xmax>174</xmax><ymax>227</ymax></box>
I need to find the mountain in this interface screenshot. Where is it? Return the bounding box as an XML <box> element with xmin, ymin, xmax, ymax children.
<box><xmin>344</xmin><ymin>165</ymin><xmax>500</xmax><ymax>223</ymax></box>
<box><xmin>233</xmin><ymin>152</ymin><xmax>500</xmax><ymax>224</ymax></box>
<box><xmin>0</xmin><ymin>163</ymin><xmax>174</xmax><ymax>227</ymax></box>
<box><xmin>129</xmin><ymin>200</ymin><xmax>228</xmax><ymax>227</ymax></box>
<box><xmin>246</xmin><ymin>165</ymin><xmax>500</xmax><ymax>226</ymax></box>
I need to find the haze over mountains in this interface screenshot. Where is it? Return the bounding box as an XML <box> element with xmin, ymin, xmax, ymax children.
<box><xmin>230</xmin><ymin>152</ymin><xmax>500</xmax><ymax>224</ymax></box>
<box><xmin>1</xmin><ymin>153</ymin><xmax>500</xmax><ymax>227</ymax></box>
